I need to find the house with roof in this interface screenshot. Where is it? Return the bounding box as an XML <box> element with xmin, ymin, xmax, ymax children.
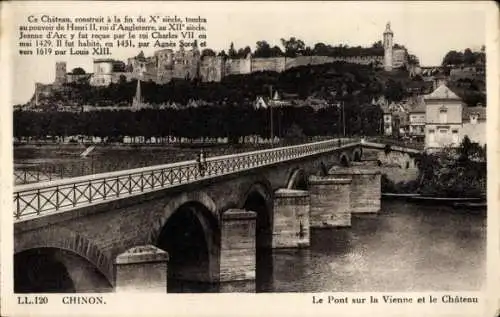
<box><xmin>376</xmin><ymin>98</ymin><xmax>410</xmax><ymax>137</ymax></box>
<box><xmin>408</xmin><ymin>96</ymin><xmax>426</xmax><ymax>140</ymax></box>
<box><xmin>424</xmin><ymin>84</ymin><xmax>466</xmax><ymax>149</ymax></box>
<box><xmin>254</xmin><ymin>90</ymin><xmax>292</xmax><ymax>110</ymax></box>
<box><xmin>461</xmin><ymin>106</ymin><xmax>487</xmax><ymax>146</ymax></box>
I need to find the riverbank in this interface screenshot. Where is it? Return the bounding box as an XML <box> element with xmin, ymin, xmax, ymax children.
<box><xmin>14</xmin><ymin>142</ymin><xmax>270</xmax><ymax>151</ymax></box>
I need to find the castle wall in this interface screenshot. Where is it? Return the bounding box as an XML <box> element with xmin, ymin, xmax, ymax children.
<box><xmin>392</xmin><ymin>49</ymin><xmax>407</xmax><ymax>69</ymax></box>
<box><xmin>200</xmin><ymin>56</ymin><xmax>224</xmax><ymax>82</ymax></box>
<box><xmin>224</xmin><ymin>58</ymin><xmax>251</xmax><ymax>75</ymax></box>
<box><xmin>55</xmin><ymin>23</ymin><xmax>403</xmax><ymax>88</ymax></box>
<box><xmin>66</xmin><ymin>74</ymin><xmax>91</xmax><ymax>84</ymax></box>
<box><xmin>309</xmin><ymin>56</ymin><xmax>335</xmax><ymax>65</ymax></box>
<box><xmin>251</xmin><ymin>57</ymin><xmax>286</xmax><ymax>73</ymax></box>
<box><xmin>285</xmin><ymin>56</ymin><xmax>312</xmax><ymax>69</ymax></box>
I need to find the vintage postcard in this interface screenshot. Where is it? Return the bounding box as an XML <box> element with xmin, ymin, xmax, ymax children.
<box><xmin>1</xmin><ymin>1</ymin><xmax>498</xmax><ymax>316</ymax></box>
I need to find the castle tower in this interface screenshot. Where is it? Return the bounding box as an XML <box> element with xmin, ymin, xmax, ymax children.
<box><xmin>383</xmin><ymin>22</ymin><xmax>394</xmax><ymax>71</ymax></box>
<box><xmin>55</xmin><ymin>62</ymin><xmax>67</xmax><ymax>85</ymax></box>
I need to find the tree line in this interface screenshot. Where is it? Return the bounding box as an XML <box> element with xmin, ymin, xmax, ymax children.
<box><xmin>441</xmin><ymin>47</ymin><xmax>485</xmax><ymax>67</ymax></box>
<box><xmin>200</xmin><ymin>38</ymin><xmax>406</xmax><ymax>59</ymax></box>
<box><xmin>14</xmin><ymin>103</ymin><xmax>383</xmax><ymax>142</ymax></box>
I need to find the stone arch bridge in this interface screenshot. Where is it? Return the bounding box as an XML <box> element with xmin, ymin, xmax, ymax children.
<box><xmin>13</xmin><ymin>138</ymin><xmax>419</xmax><ymax>293</ymax></box>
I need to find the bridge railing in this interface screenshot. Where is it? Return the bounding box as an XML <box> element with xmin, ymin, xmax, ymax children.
<box><xmin>14</xmin><ymin>169</ymin><xmax>63</xmax><ymax>185</ymax></box>
<box><xmin>13</xmin><ymin>138</ymin><xmax>359</xmax><ymax>220</ymax></box>
<box><xmin>366</xmin><ymin>137</ymin><xmax>425</xmax><ymax>151</ymax></box>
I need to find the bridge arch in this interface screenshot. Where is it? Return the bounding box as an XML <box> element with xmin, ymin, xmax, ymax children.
<box><xmin>240</xmin><ymin>181</ymin><xmax>273</xmax><ymax>249</ymax></box>
<box><xmin>352</xmin><ymin>148</ymin><xmax>362</xmax><ymax>162</ymax></box>
<box><xmin>150</xmin><ymin>191</ymin><xmax>218</xmax><ymax>242</ymax></box>
<box><xmin>153</xmin><ymin>191</ymin><xmax>219</xmax><ymax>291</ymax></box>
<box><xmin>14</xmin><ymin>228</ymin><xmax>113</xmax><ymax>292</ymax></box>
<box><xmin>239</xmin><ymin>181</ymin><xmax>274</xmax><ymax>289</ymax></box>
<box><xmin>339</xmin><ymin>152</ymin><xmax>350</xmax><ymax>167</ymax></box>
<box><xmin>287</xmin><ymin>168</ymin><xmax>309</xmax><ymax>190</ymax></box>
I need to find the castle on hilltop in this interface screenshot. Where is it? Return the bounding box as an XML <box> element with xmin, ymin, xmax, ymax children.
<box><xmin>41</xmin><ymin>23</ymin><xmax>408</xmax><ymax>94</ymax></box>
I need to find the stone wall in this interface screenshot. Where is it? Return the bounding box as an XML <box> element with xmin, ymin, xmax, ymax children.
<box><xmin>308</xmin><ymin>175</ymin><xmax>352</xmax><ymax>227</ymax></box>
<box><xmin>272</xmin><ymin>189</ymin><xmax>310</xmax><ymax>248</ymax></box>
<box><xmin>224</xmin><ymin>57</ymin><xmax>251</xmax><ymax>75</ymax></box>
<box><xmin>200</xmin><ymin>56</ymin><xmax>225</xmax><ymax>82</ymax></box>
<box><xmin>329</xmin><ymin>166</ymin><xmax>381</xmax><ymax>213</ymax></box>
<box><xmin>462</xmin><ymin>121</ymin><xmax>487</xmax><ymax>146</ymax></box>
<box><xmin>83</xmin><ymin>52</ymin><xmax>385</xmax><ymax>87</ymax></box>
<box><xmin>251</xmin><ymin>57</ymin><xmax>286</xmax><ymax>73</ymax></box>
<box><xmin>220</xmin><ymin>210</ymin><xmax>256</xmax><ymax>282</ymax></box>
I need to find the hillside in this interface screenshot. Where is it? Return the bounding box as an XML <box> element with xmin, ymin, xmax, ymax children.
<box><xmin>31</xmin><ymin>62</ymin><xmax>416</xmax><ymax>109</ymax></box>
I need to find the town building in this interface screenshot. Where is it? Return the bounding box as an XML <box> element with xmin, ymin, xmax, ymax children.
<box><xmin>408</xmin><ymin>96</ymin><xmax>426</xmax><ymax>140</ymax></box>
<box><xmin>461</xmin><ymin>106</ymin><xmax>487</xmax><ymax>146</ymax></box>
<box><xmin>424</xmin><ymin>84</ymin><xmax>474</xmax><ymax>150</ymax></box>
<box><xmin>381</xmin><ymin>105</ymin><xmax>393</xmax><ymax>136</ymax></box>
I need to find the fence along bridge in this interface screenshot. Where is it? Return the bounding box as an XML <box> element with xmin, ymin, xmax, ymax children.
<box><xmin>14</xmin><ymin>138</ymin><xmax>365</xmax><ymax>220</ymax></box>
<box><xmin>13</xmin><ymin>138</ymin><xmax>422</xmax><ymax>293</ymax></box>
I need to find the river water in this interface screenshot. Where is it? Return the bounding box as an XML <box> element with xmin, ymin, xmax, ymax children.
<box><xmin>171</xmin><ymin>199</ymin><xmax>485</xmax><ymax>293</ymax></box>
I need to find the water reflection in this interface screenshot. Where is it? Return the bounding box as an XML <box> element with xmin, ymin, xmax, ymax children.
<box><xmin>169</xmin><ymin>200</ymin><xmax>485</xmax><ymax>293</ymax></box>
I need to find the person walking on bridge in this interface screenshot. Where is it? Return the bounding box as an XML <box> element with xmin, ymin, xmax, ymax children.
<box><xmin>197</xmin><ymin>149</ymin><xmax>207</xmax><ymax>177</ymax></box>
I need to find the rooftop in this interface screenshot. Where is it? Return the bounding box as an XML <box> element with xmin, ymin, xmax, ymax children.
<box><xmin>93</xmin><ymin>58</ymin><xmax>118</xmax><ymax>63</ymax></box>
<box><xmin>424</xmin><ymin>84</ymin><xmax>461</xmax><ymax>101</ymax></box>
<box><xmin>462</xmin><ymin>106</ymin><xmax>487</xmax><ymax>120</ymax></box>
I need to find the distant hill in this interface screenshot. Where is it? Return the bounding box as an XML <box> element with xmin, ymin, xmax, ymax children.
<box><xmin>31</xmin><ymin>61</ymin><xmax>417</xmax><ymax>109</ymax></box>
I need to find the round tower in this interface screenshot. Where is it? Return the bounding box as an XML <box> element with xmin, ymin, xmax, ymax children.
<box><xmin>383</xmin><ymin>22</ymin><xmax>393</xmax><ymax>71</ymax></box>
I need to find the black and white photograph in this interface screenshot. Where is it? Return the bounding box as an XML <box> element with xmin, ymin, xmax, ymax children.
<box><xmin>1</xmin><ymin>1</ymin><xmax>498</xmax><ymax>316</ymax></box>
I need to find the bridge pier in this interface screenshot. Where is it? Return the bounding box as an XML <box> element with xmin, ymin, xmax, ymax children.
<box><xmin>329</xmin><ymin>165</ymin><xmax>381</xmax><ymax>213</ymax></box>
<box><xmin>114</xmin><ymin>245</ymin><xmax>169</xmax><ymax>293</ymax></box>
<box><xmin>308</xmin><ymin>175</ymin><xmax>352</xmax><ymax>228</ymax></box>
<box><xmin>272</xmin><ymin>189</ymin><xmax>310</xmax><ymax>248</ymax></box>
<box><xmin>220</xmin><ymin>209</ymin><xmax>257</xmax><ymax>283</ymax></box>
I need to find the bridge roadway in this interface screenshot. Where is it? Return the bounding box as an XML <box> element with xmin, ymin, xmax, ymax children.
<box><xmin>14</xmin><ymin>138</ymin><xmax>363</xmax><ymax>220</ymax></box>
<box><xmin>13</xmin><ymin>138</ymin><xmax>421</xmax><ymax>293</ymax></box>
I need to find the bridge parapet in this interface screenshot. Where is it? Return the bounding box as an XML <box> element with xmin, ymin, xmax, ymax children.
<box><xmin>361</xmin><ymin>141</ymin><xmax>422</xmax><ymax>154</ymax></box>
<box><xmin>14</xmin><ymin>138</ymin><xmax>360</xmax><ymax>221</ymax></box>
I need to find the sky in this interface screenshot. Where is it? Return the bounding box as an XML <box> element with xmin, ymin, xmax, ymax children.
<box><xmin>6</xmin><ymin>1</ymin><xmax>489</xmax><ymax>105</ymax></box>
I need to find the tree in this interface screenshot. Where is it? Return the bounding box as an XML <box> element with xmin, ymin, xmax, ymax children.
<box><xmin>407</xmin><ymin>54</ymin><xmax>419</xmax><ymax>66</ymax></box>
<box><xmin>303</xmin><ymin>46</ymin><xmax>313</xmax><ymax>56</ymax></box>
<box><xmin>442</xmin><ymin>50</ymin><xmax>463</xmax><ymax>66</ymax></box>
<box><xmin>254</xmin><ymin>41</ymin><xmax>272</xmax><ymax>58</ymax></box>
<box><xmin>237</xmin><ymin>46</ymin><xmax>252</xmax><ymax>58</ymax></box>
<box><xmin>228</xmin><ymin>42</ymin><xmax>237</xmax><ymax>58</ymax></box>
<box><xmin>372</xmin><ymin>41</ymin><xmax>383</xmax><ymax>49</ymax></box>
<box><xmin>463</xmin><ymin>48</ymin><xmax>475</xmax><ymax>65</ymax></box>
<box><xmin>384</xmin><ymin>79</ymin><xmax>404</xmax><ymax>102</ymax></box>
<box><xmin>280</xmin><ymin>37</ymin><xmax>306</xmax><ymax>57</ymax></box>
<box><xmin>270</xmin><ymin>45</ymin><xmax>284</xmax><ymax>57</ymax></box>
<box><xmin>313</xmin><ymin>43</ymin><xmax>329</xmax><ymax>56</ymax></box>
<box><xmin>284</xmin><ymin>122</ymin><xmax>305</xmax><ymax>140</ymax></box>
<box><xmin>201</xmin><ymin>49</ymin><xmax>216</xmax><ymax>58</ymax></box>
<box><xmin>458</xmin><ymin>135</ymin><xmax>485</xmax><ymax>162</ymax></box>
<box><xmin>71</xmin><ymin>67</ymin><xmax>86</xmax><ymax>75</ymax></box>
